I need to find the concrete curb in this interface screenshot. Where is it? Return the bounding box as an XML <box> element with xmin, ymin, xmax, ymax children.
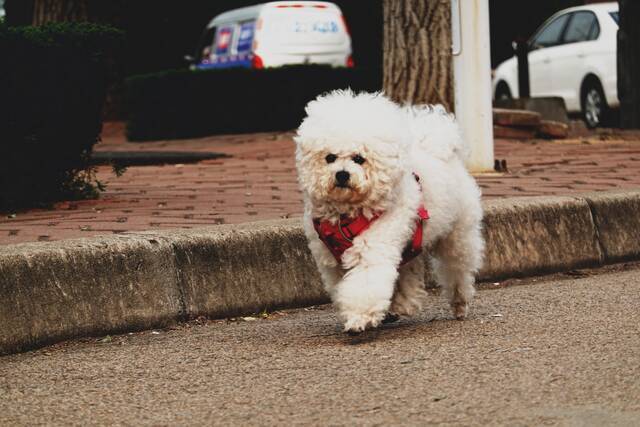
<box><xmin>1</xmin><ymin>190</ymin><xmax>639</xmax><ymax>355</ymax></box>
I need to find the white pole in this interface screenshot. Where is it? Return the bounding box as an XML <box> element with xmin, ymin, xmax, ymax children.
<box><xmin>451</xmin><ymin>0</ymin><xmax>494</xmax><ymax>172</ymax></box>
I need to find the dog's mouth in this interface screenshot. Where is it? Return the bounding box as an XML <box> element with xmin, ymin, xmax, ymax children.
<box><xmin>330</xmin><ymin>180</ymin><xmax>353</xmax><ymax>191</ymax></box>
<box><xmin>327</xmin><ymin>183</ymin><xmax>369</xmax><ymax>205</ymax></box>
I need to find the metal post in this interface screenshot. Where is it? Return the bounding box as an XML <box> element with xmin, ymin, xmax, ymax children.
<box><xmin>515</xmin><ymin>39</ymin><xmax>531</xmax><ymax>98</ymax></box>
<box><xmin>451</xmin><ymin>0</ymin><xmax>494</xmax><ymax>172</ymax></box>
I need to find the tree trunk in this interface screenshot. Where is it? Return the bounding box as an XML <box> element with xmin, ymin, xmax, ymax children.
<box><xmin>383</xmin><ymin>0</ymin><xmax>453</xmax><ymax>110</ymax></box>
<box><xmin>618</xmin><ymin>0</ymin><xmax>640</xmax><ymax>128</ymax></box>
<box><xmin>32</xmin><ymin>0</ymin><xmax>89</xmax><ymax>25</ymax></box>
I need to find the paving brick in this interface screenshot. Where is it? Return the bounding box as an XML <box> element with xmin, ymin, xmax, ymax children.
<box><xmin>1</xmin><ymin>122</ymin><xmax>640</xmax><ymax>245</ymax></box>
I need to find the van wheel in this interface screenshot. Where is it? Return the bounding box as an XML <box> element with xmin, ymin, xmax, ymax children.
<box><xmin>495</xmin><ymin>81</ymin><xmax>512</xmax><ymax>101</ymax></box>
<box><xmin>581</xmin><ymin>79</ymin><xmax>607</xmax><ymax>128</ymax></box>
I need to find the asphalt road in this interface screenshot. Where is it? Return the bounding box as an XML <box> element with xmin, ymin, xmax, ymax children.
<box><xmin>2</xmin><ymin>264</ymin><xmax>640</xmax><ymax>426</ymax></box>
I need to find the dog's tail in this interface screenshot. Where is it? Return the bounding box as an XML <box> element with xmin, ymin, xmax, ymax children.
<box><xmin>404</xmin><ymin>104</ymin><xmax>470</xmax><ymax>163</ymax></box>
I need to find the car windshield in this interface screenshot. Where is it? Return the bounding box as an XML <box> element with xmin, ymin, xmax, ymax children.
<box><xmin>609</xmin><ymin>12</ymin><xmax>619</xmax><ymax>25</ymax></box>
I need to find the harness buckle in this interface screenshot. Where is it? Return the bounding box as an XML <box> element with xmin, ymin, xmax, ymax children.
<box><xmin>337</xmin><ymin>218</ymin><xmax>353</xmax><ymax>242</ymax></box>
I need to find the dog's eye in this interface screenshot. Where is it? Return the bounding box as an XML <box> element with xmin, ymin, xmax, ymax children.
<box><xmin>325</xmin><ymin>154</ymin><xmax>337</xmax><ymax>164</ymax></box>
<box><xmin>352</xmin><ymin>155</ymin><xmax>366</xmax><ymax>165</ymax></box>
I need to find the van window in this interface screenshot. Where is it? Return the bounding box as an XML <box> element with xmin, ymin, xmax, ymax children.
<box><xmin>215</xmin><ymin>26</ymin><xmax>234</xmax><ymax>55</ymax></box>
<box><xmin>237</xmin><ymin>21</ymin><xmax>256</xmax><ymax>54</ymax></box>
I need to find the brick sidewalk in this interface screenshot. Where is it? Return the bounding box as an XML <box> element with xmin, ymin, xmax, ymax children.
<box><xmin>2</xmin><ymin>122</ymin><xmax>640</xmax><ymax>245</ymax></box>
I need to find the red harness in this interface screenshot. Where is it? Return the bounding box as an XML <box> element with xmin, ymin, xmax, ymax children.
<box><xmin>313</xmin><ymin>175</ymin><xmax>429</xmax><ymax>266</ymax></box>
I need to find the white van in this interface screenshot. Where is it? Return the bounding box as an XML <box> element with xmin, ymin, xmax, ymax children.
<box><xmin>189</xmin><ymin>1</ymin><xmax>353</xmax><ymax>70</ymax></box>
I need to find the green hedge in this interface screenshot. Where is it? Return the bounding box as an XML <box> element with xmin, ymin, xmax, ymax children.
<box><xmin>125</xmin><ymin>65</ymin><xmax>381</xmax><ymax>141</ymax></box>
<box><xmin>0</xmin><ymin>22</ymin><xmax>123</xmax><ymax>211</ymax></box>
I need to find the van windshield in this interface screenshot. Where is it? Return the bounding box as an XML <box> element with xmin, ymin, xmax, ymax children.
<box><xmin>195</xmin><ymin>27</ymin><xmax>216</xmax><ymax>63</ymax></box>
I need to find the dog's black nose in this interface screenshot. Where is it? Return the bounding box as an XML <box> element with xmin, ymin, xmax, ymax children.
<box><xmin>335</xmin><ymin>170</ymin><xmax>350</xmax><ymax>186</ymax></box>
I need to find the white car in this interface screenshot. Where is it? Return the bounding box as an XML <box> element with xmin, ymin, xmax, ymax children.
<box><xmin>492</xmin><ymin>2</ymin><xmax>619</xmax><ymax>128</ymax></box>
<box><xmin>190</xmin><ymin>1</ymin><xmax>353</xmax><ymax>70</ymax></box>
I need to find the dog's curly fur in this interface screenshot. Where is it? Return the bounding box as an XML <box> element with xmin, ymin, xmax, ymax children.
<box><xmin>295</xmin><ymin>90</ymin><xmax>484</xmax><ymax>333</ymax></box>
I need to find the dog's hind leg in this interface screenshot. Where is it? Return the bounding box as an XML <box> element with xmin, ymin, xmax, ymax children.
<box><xmin>390</xmin><ymin>255</ymin><xmax>427</xmax><ymax>318</ymax></box>
<box><xmin>431</xmin><ymin>217</ymin><xmax>484</xmax><ymax>320</ymax></box>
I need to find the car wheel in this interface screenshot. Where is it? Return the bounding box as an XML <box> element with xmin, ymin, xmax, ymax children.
<box><xmin>581</xmin><ymin>80</ymin><xmax>607</xmax><ymax>128</ymax></box>
<box><xmin>495</xmin><ymin>82</ymin><xmax>512</xmax><ymax>101</ymax></box>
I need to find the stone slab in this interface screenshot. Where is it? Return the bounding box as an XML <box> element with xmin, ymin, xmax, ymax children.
<box><xmin>0</xmin><ymin>236</ymin><xmax>182</xmax><ymax>355</ymax></box>
<box><xmin>494</xmin><ymin>97</ymin><xmax>569</xmax><ymax>124</ymax></box>
<box><xmin>479</xmin><ymin>196</ymin><xmax>603</xmax><ymax>280</ymax></box>
<box><xmin>583</xmin><ymin>190</ymin><xmax>640</xmax><ymax>262</ymax></box>
<box><xmin>133</xmin><ymin>220</ymin><xmax>327</xmax><ymax>319</ymax></box>
<box><xmin>538</xmin><ymin>120</ymin><xmax>569</xmax><ymax>139</ymax></box>
<box><xmin>493</xmin><ymin>108</ymin><xmax>541</xmax><ymax>127</ymax></box>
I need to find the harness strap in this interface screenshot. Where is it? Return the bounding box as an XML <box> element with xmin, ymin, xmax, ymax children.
<box><xmin>338</xmin><ymin>213</ymin><xmax>380</xmax><ymax>242</ymax></box>
<box><xmin>400</xmin><ymin>204</ymin><xmax>429</xmax><ymax>265</ymax></box>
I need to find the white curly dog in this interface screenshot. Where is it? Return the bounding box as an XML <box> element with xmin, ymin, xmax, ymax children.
<box><xmin>295</xmin><ymin>90</ymin><xmax>484</xmax><ymax>334</ymax></box>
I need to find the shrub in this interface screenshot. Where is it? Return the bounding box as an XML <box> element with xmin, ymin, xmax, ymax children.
<box><xmin>0</xmin><ymin>22</ymin><xmax>123</xmax><ymax>211</ymax></box>
<box><xmin>125</xmin><ymin>65</ymin><xmax>381</xmax><ymax>141</ymax></box>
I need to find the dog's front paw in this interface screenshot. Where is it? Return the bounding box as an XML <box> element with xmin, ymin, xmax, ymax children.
<box><xmin>343</xmin><ymin>311</ymin><xmax>385</xmax><ymax>334</ymax></box>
